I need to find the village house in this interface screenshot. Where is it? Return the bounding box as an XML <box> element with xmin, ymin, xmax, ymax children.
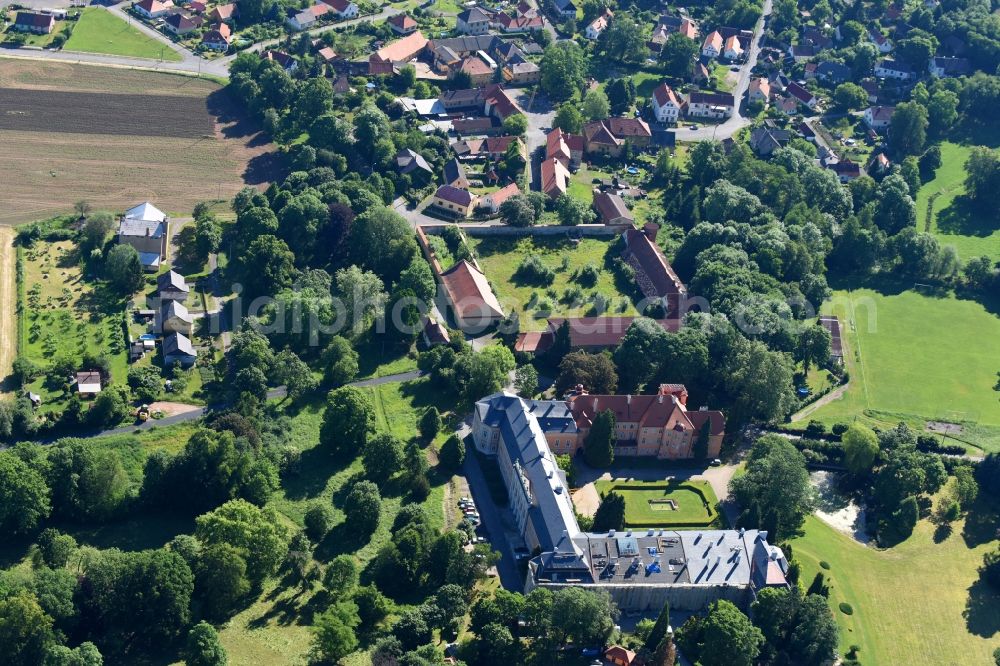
<box><xmin>452</xmin><ymin>135</ymin><xmax>524</xmax><ymax>161</ymax></box>
<box><xmin>650</xmin><ymin>83</ymin><xmax>682</xmax><ymax>124</ymax></box>
<box><xmin>701</xmin><ymin>30</ymin><xmax>722</xmax><ymax>58</ymax></box>
<box><xmin>593</xmin><ymin>192</ymin><xmax>633</xmax><ymax>225</ymax></box>
<box><xmin>502</xmin><ymin>58</ymin><xmax>541</xmax><ymax>85</ymax></box>
<box><xmin>457</xmin><ymin>7</ymin><xmax>492</xmax><ymax>34</ymax></box>
<box><xmin>723</xmin><ymin>35</ymin><xmax>743</xmax><ymax>60</ymax></box>
<box><xmin>207</xmin><ymin>3</ymin><xmax>234</xmax><ymax>23</ymax></box>
<box><xmin>749</xmin><ymin>126</ymin><xmax>790</xmax><ymax>157</ymax></box>
<box><xmin>396</xmin><ymin>148</ymin><xmax>434</xmax><ymax>180</ymax></box>
<box><xmin>787</xmin><ymin>43</ymin><xmax>816</xmax><ymax>61</ymax></box>
<box><xmin>869</xmin><ymin>28</ymin><xmax>893</xmax><ymax>53</ymax></box>
<box><xmin>785</xmin><ymin>81</ymin><xmax>818</xmax><ymax>110</ymax></box>
<box><xmin>550</xmin><ymin>0</ymin><xmax>576</xmax><ymax>19</ymax></box>
<box><xmin>262</xmin><ymin>49</ymin><xmax>298</xmax><ymax>72</ymax></box>
<box><xmin>546</xmin><ymin>126</ymin><xmax>584</xmax><ymax>168</ymax></box>
<box><xmin>132</xmin><ymin>0</ymin><xmax>174</xmax><ymax>19</ymax></box>
<box><xmin>863</xmin><ymin>105</ymin><xmax>894</xmax><ymax>130</ymax></box>
<box><xmin>442</xmin><ymin>158</ymin><xmax>470</xmax><ymax>188</ymax></box>
<box><xmin>456</xmin><ymin>54</ymin><xmax>495</xmax><ymax>86</ymax></box>
<box><xmin>928</xmin><ymin>56</ymin><xmax>971</xmax><ymax>77</ymax></box>
<box><xmin>483</xmin><ymin>85</ymin><xmax>522</xmax><ymax>121</ymax></box>
<box><xmin>828</xmin><ymin>160</ymin><xmax>861</xmax><ymax>183</ymax></box>
<box><xmin>585</xmin><ymin>9</ymin><xmax>612</xmax><ymax>40</ymax></box>
<box><xmin>685</xmin><ymin>91</ymin><xmax>735</xmax><ymax>119</ymax></box>
<box><xmin>12</xmin><ymin>11</ymin><xmax>55</xmax><ymax>33</ymax></box>
<box><xmin>494</xmin><ymin>11</ymin><xmax>544</xmax><ymax>33</ymax></box>
<box><xmin>582</xmin><ymin>117</ymin><xmax>652</xmax><ymax>157</ymax></box>
<box><xmin>776</xmin><ymin>97</ymin><xmax>799</xmax><ymax>116</ymax></box>
<box><xmin>604</xmin><ymin>646</ymin><xmax>637</xmax><ymax>666</ymax></box>
<box><xmin>621</xmin><ymin>224</ymin><xmax>687</xmax><ymax>315</ymax></box>
<box><xmin>816</xmin><ymin>61</ymin><xmax>851</xmax><ymax>84</ymax></box>
<box><xmin>201</xmin><ymin>22</ymin><xmax>231</xmax><ymax>50</ymax></box>
<box><xmin>540</xmin><ymin>157</ymin><xmax>570</xmax><ymax>198</ymax></box>
<box><xmin>748</xmin><ymin>77</ymin><xmax>770</xmax><ymax>103</ymax></box>
<box><xmin>369</xmin><ymin>30</ymin><xmax>427</xmax><ymax>75</ymax></box>
<box><xmin>286</xmin><ymin>4</ymin><xmax>329</xmax><ymax>31</ymax></box>
<box><xmin>439</xmin><ymin>260</ymin><xmax>504</xmax><ymax>330</ymax></box>
<box><xmin>481</xmin><ymin>183</ymin><xmax>520</xmax><ymax>214</ymax></box>
<box><xmin>76</xmin><ymin>371</ymin><xmax>102</xmax><ymax>397</ymax></box>
<box><xmin>158</xmin><ymin>300</ymin><xmax>194</xmax><ymax>335</ymax></box>
<box><xmin>875</xmin><ymin>58</ymin><xmax>914</xmax><ymax>80</ymax></box>
<box><xmin>118</xmin><ymin>202</ymin><xmax>168</xmax><ymax>272</ymax></box>
<box><xmin>388</xmin><ymin>13</ymin><xmax>417</xmax><ymax>35</ymax></box>
<box><xmin>322</xmin><ymin>0</ymin><xmax>358</xmax><ymax>19</ymax></box>
<box><xmin>163</xmin><ymin>332</ymin><xmax>197</xmax><ymax>368</ymax></box>
<box><xmin>164</xmin><ymin>11</ymin><xmax>202</xmax><ymax>35</ymax></box>
<box><xmin>421</xmin><ymin>316</ymin><xmax>451</xmax><ymax>347</ymax></box>
<box><xmin>431</xmin><ymin>185</ymin><xmax>477</xmax><ymax>217</ymax></box>
<box><xmin>157</xmin><ymin>270</ymin><xmax>188</xmax><ymax>301</ymax></box>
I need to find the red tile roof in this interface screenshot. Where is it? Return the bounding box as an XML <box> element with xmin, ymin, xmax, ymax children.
<box><xmin>372</xmin><ymin>30</ymin><xmax>427</xmax><ymax>63</ymax></box>
<box><xmin>622</xmin><ymin>227</ymin><xmax>686</xmax><ymax>300</ymax></box>
<box><xmin>652</xmin><ymin>82</ymin><xmax>681</xmax><ymax>108</ymax></box>
<box><xmin>440</xmin><ymin>260</ymin><xmax>504</xmax><ymax>321</ymax></box>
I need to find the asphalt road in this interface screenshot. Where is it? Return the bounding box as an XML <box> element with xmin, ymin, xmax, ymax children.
<box><xmin>671</xmin><ymin>0</ymin><xmax>773</xmax><ymax>142</ymax></box>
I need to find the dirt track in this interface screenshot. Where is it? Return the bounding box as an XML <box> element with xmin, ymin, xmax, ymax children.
<box><xmin>0</xmin><ymin>228</ymin><xmax>16</xmax><ymax>392</ymax></box>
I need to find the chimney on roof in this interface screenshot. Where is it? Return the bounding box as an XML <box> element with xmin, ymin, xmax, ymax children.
<box><xmin>643</xmin><ymin>222</ymin><xmax>660</xmax><ymax>241</ymax></box>
<box><xmin>657</xmin><ymin>394</ymin><xmax>664</xmax><ymax>404</ymax></box>
<box><xmin>770</xmin><ymin>549</ymin><xmax>778</xmax><ymax>561</ymax></box>
<box><xmin>626</xmin><ymin>394</ymin><xmax>631</xmax><ymax>405</ymax></box>
<box><xmin>593</xmin><ymin>398</ymin><xmax>598</xmax><ymax>411</ymax></box>
<box><xmin>145</xmin><ymin>226</ymin><xmax>150</xmax><ymax>237</ymax></box>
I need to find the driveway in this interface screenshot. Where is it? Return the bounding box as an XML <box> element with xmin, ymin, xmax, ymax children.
<box><xmin>671</xmin><ymin>0</ymin><xmax>773</xmax><ymax>143</ymax></box>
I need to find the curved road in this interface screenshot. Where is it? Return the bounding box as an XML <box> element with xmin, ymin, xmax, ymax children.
<box><xmin>671</xmin><ymin>0</ymin><xmax>773</xmax><ymax>142</ymax></box>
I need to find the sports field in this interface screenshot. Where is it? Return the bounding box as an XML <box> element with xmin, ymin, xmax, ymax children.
<box><xmin>916</xmin><ymin>141</ymin><xmax>1000</xmax><ymax>262</ymax></box>
<box><xmin>64</xmin><ymin>7</ymin><xmax>181</xmax><ymax>61</ymax></box>
<box><xmin>800</xmin><ymin>287</ymin><xmax>1000</xmax><ymax>451</ymax></box>
<box><xmin>0</xmin><ymin>60</ymin><xmax>280</xmax><ymax>224</ymax></box>
<box><xmin>595</xmin><ymin>479</ymin><xmax>721</xmax><ymax>528</ymax></box>
<box><xmin>791</xmin><ymin>507</ymin><xmax>1000</xmax><ymax>666</ymax></box>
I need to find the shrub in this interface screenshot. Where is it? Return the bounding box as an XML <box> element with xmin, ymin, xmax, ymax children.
<box><xmin>839</xmin><ymin>602</ymin><xmax>854</xmax><ymax>615</ymax></box>
<box><xmin>515</xmin><ymin>254</ymin><xmax>555</xmax><ymax>285</ymax></box>
<box><xmin>819</xmin><ymin>560</ymin><xmax>830</xmax><ymax>570</ymax></box>
<box><xmin>575</xmin><ymin>264</ymin><xmax>600</xmax><ymax>287</ymax></box>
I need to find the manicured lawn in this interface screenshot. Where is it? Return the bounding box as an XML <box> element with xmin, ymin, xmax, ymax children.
<box><xmin>471</xmin><ymin>236</ymin><xmax>639</xmax><ymax>330</ymax></box>
<box><xmin>64</xmin><ymin>8</ymin><xmax>182</xmax><ymax>61</ymax></box>
<box><xmin>800</xmin><ymin>286</ymin><xmax>1000</xmax><ymax>450</ymax></box>
<box><xmin>791</xmin><ymin>505</ymin><xmax>1000</xmax><ymax>666</ymax></box>
<box><xmin>567</xmin><ymin>166</ymin><xmax>611</xmax><ymax>203</ymax></box>
<box><xmin>595</xmin><ymin>479</ymin><xmax>721</xmax><ymax>528</ymax></box>
<box><xmin>915</xmin><ymin>141</ymin><xmax>1000</xmax><ymax>262</ymax></box>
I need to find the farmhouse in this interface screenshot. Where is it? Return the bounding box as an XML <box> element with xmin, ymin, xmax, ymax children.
<box><xmin>321</xmin><ymin>0</ymin><xmax>358</xmax><ymax>19</ymax></box>
<box><xmin>439</xmin><ymin>259</ymin><xmax>504</xmax><ymax>330</ymax></box>
<box><xmin>685</xmin><ymin>91</ymin><xmax>735</xmax><ymax>119</ymax></box>
<box><xmin>457</xmin><ymin>7</ymin><xmax>493</xmax><ymax>35</ymax></box>
<box><xmin>13</xmin><ymin>11</ymin><xmax>55</xmax><ymax>34</ymax></box>
<box><xmin>388</xmin><ymin>13</ymin><xmax>417</xmax><ymax>34</ymax></box>
<box><xmin>369</xmin><ymin>30</ymin><xmax>428</xmax><ymax>75</ymax></box>
<box><xmin>75</xmin><ymin>371</ymin><xmax>102</xmax><ymax>397</ymax></box>
<box><xmin>582</xmin><ymin>118</ymin><xmax>652</xmax><ymax>157</ymax></box>
<box><xmin>157</xmin><ymin>300</ymin><xmax>194</xmax><ymax>335</ymax></box>
<box><xmin>481</xmin><ymin>182</ymin><xmax>520</xmax><ymax>214</ymax></box>
<box><xmin>163</xmin><ymin>332</ymin><xmax>197</xmax><ymax>367</ymax></box>
<box><xmin>621</xmin><ymin>225</ymin><xmax>687</xmax><ymax>315</ymax></box>
<box><xmin>514</xmin><ymin>316</ymin><xmax>680</xmax><ymax>355</ymax></box>
<box><xmin>593</xmin><ymin>192</ymin><xmax>633</xmax><ymax>225</ymax></box>
<box><xmin>471</xmin><ymin>392</ymin><xmax>786</xmax><ymax>611</ymax></box>
<box><xmin>157</xmin><ymin>270</ymin><xmax>189</xmax><ymax>301</ymax></box>
<box><xmin>457</xmin><ymin>54</ymin><xmax>496</xmax><ymax>87</ymax></box>
<box><xmin>502</xmin><ymin>59</ymin><xmax>541</xmax><ymax>85</ymax></box>
<box><xmin>650</xmin><ymin>83</ymin><xmax>682</xmax><ymax>124</ymax></box>
<box><xmin>431</xmin><ymin>185</ymin><xmax>477</xmax><ymax>217</ymax></box>
<box><xmin>118</xmin><ymin>202</ymin><xmax>168</xmax><ymax>272</ymax></box>
<box><xmin>546</xmin><ymin>127</ymin><xmax>584</xmax><ymax>168</ymax></box>
<box><xmin>540</xmin><ymin>157</ymin><xmax>570</xmax><ymax>198</ymax></box>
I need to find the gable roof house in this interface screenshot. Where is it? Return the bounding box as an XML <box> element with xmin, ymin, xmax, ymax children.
<box><xmin>748</xmin><ymin>77</ymin><xmax>771</xmax><ymax>103</ymax></box>
<box><xmin>207</xmin><ymin>3</ymin><xmax>234</xmax><ymax>22</ymax></box>
<box><xmin>863</xmin><ymin>104</ymin><xmax>895</xmax><ymax>129</ymax></box>
<box><xmin>164</xmin><ymin>11</ymin><xmax>203</xmax><ymax>35</ymax></box>
<box><xmin>582</xmin><ymin>118</ymin><xmax>652</xmax><ymax>157</ymax></box>
<box><xmin>685</xmin><ymin>91</ymin><xmax>736</xmax><ymax>119</ymax></box>
<box><xmin>495</xmin><ymin>11</ymin><xmax>544</xmax><ymax>33</ymax></box>
<box><xmin>483</xmin><ymin>85</ymin><xmax>522</xmax><ymax>120</ymax></box>
<box><xmin>13</xmin><ymin>11</ymin><xmax>55</xmax><ymax>33</ymax></box>
<box><xmin>828</xmin><ymin>159</ymin><xmax>861</xmax><ymax>183</ymax></box>
<box><xmin>457</xmin><ymin>6</ymin><xmax>493</xmax><ymax>34</ymax></box>
<box><xmin>816</xmin><ymin>61</ymin><xmax>851</xmax><ymax>83</ymax></box>
<box><xmin>621</xmin><ymin>225</ymin><xmax>687</xmax><ymax>315</ymax></box>
<box><xmin>388</xmin><ymin>13</ymin><xmax>417</xmax><ymax>34</ymax></box>
<box><xmin>321</xmin><ymin>0</ymin><xmax>358</xmax><ymax>18</ymax></box>
<box><xmin>514</xmin><ymin>316</ymin><xmax>680</xmax><ymax>354</ymax></box>
<box><xmin>76</xmin><ymin>371</ymin><xmax>102</xmax><ymax>397</ymax></box>
<box><xmin>723</xmin><ymin>35</ymin><xmax>743</xmax><ymax>60</ymax></box>
<box><xmin>262</xmin><ymin>49</ymin><xmax>298</xmax><ymax>72</ymax></box>
<box><xmin>163</xmin><ymin>332</ymin><xmax>197</xmax><ymax>367</ymax></box>
<box><xmin>157</xmin><ymin>270</ymin><xmax>189</xmax><ymax>301</ymax></box>
<box><xmin>786</xmin><ymin>81</ymin><xmax>818</xmax><ymax>109</ymax></box>
<box><xmin>456</xmin><ymin>53</ymin><xmax>496</xmax><ymax>87</ymax></box>
<box><xmin>503</xmin><ymin>57</ymin><xmax>541</xmax><ymax>85</ymax></box>
<box><xmin>443</xmin><ymin>157</ymin><xmax>470</xmax><ymax>188</ymax></box>
<box><xmin>776</xmin><ymin>96</ymin><xmax>799</xmax><ymax>116</ymax></box>
<box><xmin>118</xmin><ymin>202</ymin><xmax>168</xmax><ymax>272</ymax></box>
<box><xmin>396</xmin><ymin>148</ymin><xmax>434</xmax><ymax>179</ymax></box>
<box><xmin>593</xmin><ymin>192</ymin><xmax>634</xmax><ymax>225</ymax></box>
<box><xmin>481</xmin><ymin>182</ymin><xmax>521</xmax><ymax>214</ymax></box>
<box><xmin>585</xmin><ymin>9</ymin><xmax>612</xmax><ymax>40</ymax></box>
<box><xmin>550</xmin><ymin>0</ymin><xmax>577</xmax><ymax>19</ymax></box>
<box><xmin>869</xmin><ymin>28</ymin><xmax>893</xmax><ymax>53</ymax></box>
<box><xmin>701</xmin><ymin>30</ymin><xmax>723</xmax><ymax>58</ymax></box>
<box><xmin>132</xmin><ymin>0</ymin><xmax>174</xmax><ymax>19</ymax></box>
<box><xmin>651</xmin><ymin>83</ymin><xmax>682</xmax><ymax>124</ymax></box>
<box><xmin>541</xmin><ymin>157</ymin><xmax>570</xmax><ymax>199</ymax></box>
<box><xmin>201</xmin><ymin>22</ymin><xmax>231</xmax><ymax>50</ymax></box>
<box><xmin>875</xmin><ymin>58</ymin><xmax>914</xmax><ymax>79</ymax></box>
<box><xmin>439</xmin><ymin>260</ymin><xmax>504</xmax><ymax>331</ymax></box>
<box><xmin>545</xmin><ymin>127</ymin><xmax>584</xmax><ymax>168</ymax></box>
<box><xmin>157</xmin><ymin>300</ymin><xmax>194</xmax><ymax>335</ymax></box>
<box><xmin>286</xmin><ymin>3</ymin><xmax>329</xmax><ymax>30</ymax></box>
<box><xmin>749</xmin><ymin>126</ymin><xmax>791</xmax><ymax>157</ymax></box>
<box><xmin>431</xmin><ymin>185</ymin><xmax>477</xmax><ymax>218</ymax></box>
<box><xmin>929</xmin><ymin>56</ymin><xmax>971</xmax><ymax>77</ymax></box>
<box><xmin>605</xmin><ymin>646</ymin><xmax>637</xmax><ymax>666</ymax></box>
<box><xmin>369</xmin><ymin>31</ymin><xmax>428</xmax><ymax>75</ymax></box>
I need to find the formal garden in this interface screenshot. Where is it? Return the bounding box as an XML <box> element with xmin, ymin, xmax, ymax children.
<box><xmin>594</xmin><ymin>479</ymin><xmax>722</xmax><ymax>529</ymax></box>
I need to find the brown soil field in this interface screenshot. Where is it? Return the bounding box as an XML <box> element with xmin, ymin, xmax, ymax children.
<box><xmin>0</xmin><ymin>228</ymin><xmax>15</xmax><ymax>393</ymax></box>
<box><xmin>0</xmin><ymin>59</ymin><xmax>285</xmax><ymax>225</ymax></box>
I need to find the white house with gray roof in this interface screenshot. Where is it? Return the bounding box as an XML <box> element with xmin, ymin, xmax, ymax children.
<box><xmin>118</xmin><ymin>202</ymin><xmax>168</xmax><ymax>272</ymax></box>
<box><xmin>163</xmin><ymin>332</ymin><xmax>197</xmax><ymax>367</ymax></box>
<box><xmin>472</xmin><ymin>392</ymin><xmax>790</xmax><ymax>611</ymax></box>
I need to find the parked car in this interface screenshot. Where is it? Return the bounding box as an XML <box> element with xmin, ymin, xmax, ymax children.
<box><xmin>711</xmin><ymin>458</ymin><xmax>722</xmax><ymax>466</ymax></box>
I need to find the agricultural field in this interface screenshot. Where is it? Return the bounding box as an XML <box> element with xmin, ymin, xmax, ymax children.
<box><xmin>64</xmin><ymin>7</ymin><xmax>181</xmax><ymax>61</ymax></box>
<box><xmin>791</xmin><ymin>498</ymin><xmax>1000</xmax><ymax>666</ymax></box>
<box><xmin>797</xmin><ymin>286</ymin><xmax>1000</xmax><ymax>452</ymax></box>
<box><xmin>595</xmin><ymin>479</ymin><xmax>721</xmax><ymax>528</ymax></box>
<box><xmin>20</xmin><ymin>239</ymin><xmax>129</xmax><ymax>411</ymax></box>
<box><xmin>916</xmin><ymin>141</ymin><xmax>1000</xmax><ymax>262</ymax></box>
<box><xmin>471</xmin><ymin>236</ymin><xmax>639</xmax><ymax>330</ymax></box>
<box><xmin>0</xmin><ymin>60</ymin><xmax>281</xmax><ymax>225</ymax></box>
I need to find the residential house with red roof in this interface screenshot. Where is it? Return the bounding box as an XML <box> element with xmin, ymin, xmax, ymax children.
<box><xmin>132</xmin><ymin>0</ymin><xmax>174</xmax><ymax>19</ymax></box>
<box><xmin>593</xmin><ymin>192</ymin><xmax>633</xmax><ymax>225</ymax></box>
<box><xmin>723</xmin><ymin>35</ymin><xmax>743</xmax><ymax>60</ymax></box>
<box><xmin>164</xmin><ymin>12</ymin><xmax>203</xmax><ymax>35</ymax></box>
<box><xmin>202</xmin><ymin>22</ymin><xmax>231</xmax><ymax>50</ymax></box>
<box><xmin>481</xmin><ymin>182</ymin><xmax>520</xmax><ymax>213</ymax></box>
<box><xmin>545</xmin><ymin>127</ymin><xmax>583</xmax><ymax>168</ymax></box>
<box><xmin>621</xmin><ymin>225</ymin><xmax>687</xmax><ymax>315</ymax></box>
<box><xmin>322</xmin><ymin>0</ymin><xmax>358</xmax><ymax>18</ymax></box>
<box><xmin>584</xmin><ymin>9</ymin><xmax>612</xmax><ymax>40</ymax></box>
<box><xmin>605</xmin><ymin>646</ymin><xmax>637</xmax><ymax>666</ymax></box>
<box><xmin>439</xmin><ymin>259</ymin><xmax>504</xmax><ymax>330</ymax></box>
<box><xmin>540</xmin><ymin>157</ymin><xmax>570</xmax><ymax>199</ymax></box>
<box><xmin>582</xmin><ymin>117</ymin><xmax>651</xmax><ymax>157</ymax></box>
<box><xmin>207</xmin><ymin>2</ymin><xmax>234</xmax><ymax>23</ymax></box>
<box><xmin>685</xmin><ymin>91</ymin><xmax>735</xmax><ymax>119</ymax></box>
<box><xmin>369</xmin><ymin>30</ymin><xmax>427</xmax><ymax>75</ymax></box>
<box><xmin>388</xmin><ymin>13</ymin><xmax>417</xmax><ymax>34</ymax></box>
<box><xmin>514</xmin><ymin>316</ymin><xmax>681</xmax><ymax>355</ymax></box>
<box><xmin>701</xmin><ymin>30</ymin><xmax>723</xmax><ymax>58</ymax></box>
<box><xmin>651</xmin><ymin>83</ymin><xmax>682</xmax><ymax>124</ymax></box>
<box><xmin>785</xmin><ymin>81</ymin><xmax>818</xmax><ymax>109</ymax></box>
<box><xmin>13</xmin><ymin>11</ymin><xmax>55</xmax><ymax>33</ymax></box>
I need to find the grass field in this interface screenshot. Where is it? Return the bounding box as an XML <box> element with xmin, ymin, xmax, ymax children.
<box><xmin>797</xmin><ymin>287</ymin><xmax>1000</xmax><ymax>451</ymax></box>
<box><xmin>64</xmin><ymin>7</ymin><xmax>181</xmax><ymax>61</ymax></box>
<box><xmin>916</xmin><ymin>141</ymin><xmax>1000</xmax><ymax>262</ymax></box>
<box><xmin>0</xmin><ymin>60</ymin><xmax>279</xmax><ymax>224</ymax></box>
<box><xmin>471</xmin><ymin>237</ymin><xmax>639</xmax><ymax>330</ymax></box>
<box><xmin>595</xmin><ymin>479</ymin><xmax>721</xmax><ymax>528</ymax></box>
<box><xmin>791</xmin><ymin>500</ymin><xmax>1000</xmax><ymax>666</ymax></box>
